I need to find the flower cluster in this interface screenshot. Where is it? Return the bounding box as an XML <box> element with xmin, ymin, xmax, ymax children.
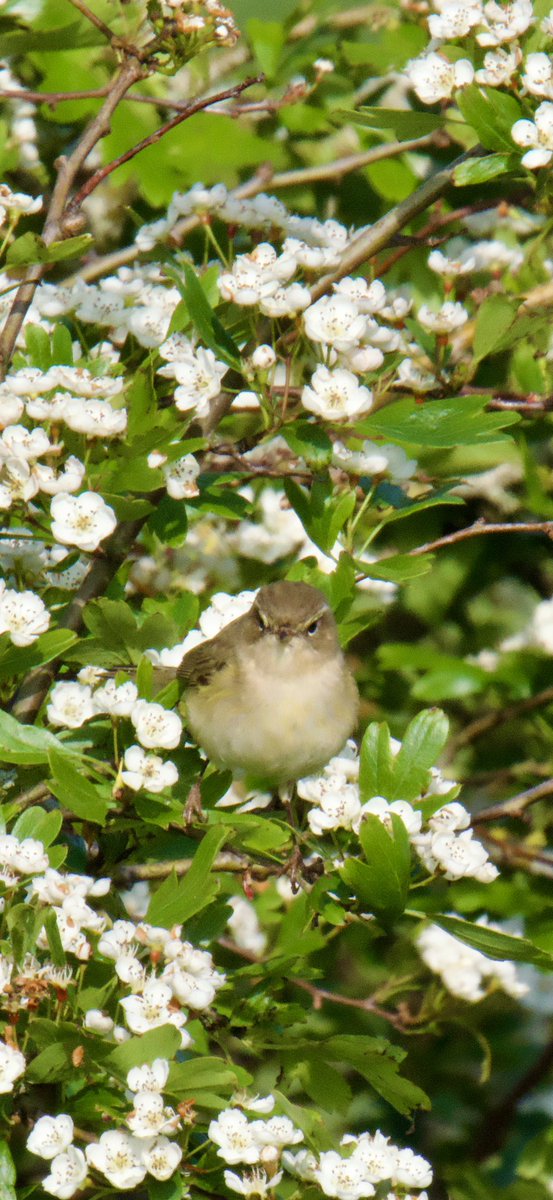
<box><xmin>285</xmin><ymin>1128</ymin><xmax>432</xmax><ymax>1200</ymax></box>
<box><xmin>417</xmin><ymin>920</ymin><xmax>529</xmax><ymax>1002</ymax></box>
<box><xmin>296</xmin><ymin>743</ymin><xmax>498</xmax><ymax>884</ymax></box>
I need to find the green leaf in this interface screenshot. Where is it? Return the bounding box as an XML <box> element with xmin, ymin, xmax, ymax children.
<box><xmin>168</xmin><ymin>261</ymin><xmax>240</xmax><ymax>368</ymax></box>
<box><xmin>247</xmin><ymin>18</ymin><xmax>285</xmax><ymax>77</ymax></box>
<box><xmin>359</xmin><ymin>395</ymin><xmax>519</xmax><ymax>447</ymax></box>
<box><xmin>433</xmin><ymin>916</ymin><xmax>553</xmax><ymax>969</ymax></box>
<box><xmin>284</xmin><ymin>477</ymin><xmax>355</xmax><ymax>555</ymax></box>
<box><xmin>104</xmin><ymin>1025</ymin><xmax>182</xmax><ymax>1077</ymax></box>
<box><xmin>0</xmin><ymin>629</ymin><xmax>78</xmax><ymax>683</ymax></box>
<box><xmin>454</xmin><ymin>153</ymin><xmax>520</xmax><ymax>187</ymax></box>
<box><xmin>146</xmin><ymin>825</ymin><xmax>229</xmax><ymax>928</ymax></box>
<box><xmin>458</xmin><ymin>86</ymin><xmax>522</xmax><ymax>152</ymax></box>
<box><xmin>359</xmin><ymin>722</ymin><xmax>395</xmax><ymax>802</ymax></box>
<box><xmin>25</xmin><ymin>323</ymin><xmax>51</xmax><ymax>370</ymax></box>
<box><xmin>342</xmin><ymin>813</ymin><xmax>411</xmax><ymax>925</ymax></box>
<box><xmin>339</xmin><ymin>106</ymin><xmax>444</xmax><ymax>138</ymax></box>
<box><xmin>0</xmin><ymin>21</ymin><xmax>102</xmax><ymax>53</ymax></box>
<box><xmin>44</xmin><ymin>907</ymin><xmax>66</xmax><ymax>968</ymax></box>
<box><xmin>12</xmin><ymin>806</ymin><xmax>62</xmax><ymax>846</ymax></box>
<box><xmin>48</xmin><ymin>750</ymin><xmax>111</xmax><ymax>825</ymax></box>
<box><xmin>148</xmin><ymin>1177</ymin><xmax>185</xmax><ymax>1200</ymax></box>
<box><xmin>42</xmin><ymin>234</ymin><xmax>94</xmax><ymax>262</ymax></box>
<box><xmin>355</xmin><ymin>552</ymin><xmax>434</xmax><ymax>583</ymax></box>
<box><xmin>0</xmin><ymin>1140</ymin><xmax>16</xmax><ymax>1200</ymax></box>
<box><xmin>389</xmin><ymin>708</ymin><xmax>449</xmax><ymax>801</ymax></box>
<box><xmin>323</xmin><ymin>1034</ymin><xmax>430</xmax><ymax>1115</ymax></box>
<box><xmin>473</xmin><ymin>295</ymin><xmax>517</xmax><ymax>363</ymax></box>
<box><xmin>83</xmin><ymin>598</ymin><xmax>139</xmax><ymax>656</ymax></box>
<box><xmin>282</xmin><ymin>421</ymin><xmax>332</xmax><ymax>467</ymax></box>
<box><xmin>0</xmin><ymin>711</ymin><xmax>80</xmax><ymax>766</ymax></box>
<box><xmin>6</xmin><ymin>232</ymin><xmax>46</xmax><ymax>266</ymax></box>
<box><xmin>167</xmin><ymin>1056</ymin><xmax>241</xmax><ymax>1097</ymax></box>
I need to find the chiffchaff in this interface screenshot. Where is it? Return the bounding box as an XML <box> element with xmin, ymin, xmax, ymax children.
<box><xmin>178</xmin><ymin>580</ymin><xmax>359</xmax><ymax>786</ymax></box>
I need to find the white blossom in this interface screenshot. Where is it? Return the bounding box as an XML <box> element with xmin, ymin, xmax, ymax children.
<box><xmin>46</xmin><ymin>681</ymin><xmax>95</xmax><ymax>728</ymax></box>
<box><xmin>33</xmin><ymin>456</ymin><xmax>86</xmax><ymax>495</ymax></box>
<box><xmin>121</xmin><ymin>745</ymin><xmax>178</xmax><ymax>793</ymax></box>
<box><xmin>131</xmin><ymin>699</ymin><xmax>183</xmax><ymax>750</ymax></box>
<box><xmin>42</xmin><ymin>1147</ymin><xmax>88</xmax><ymax>1199</ymax></box>
<box><xmin>512</xmin><ymin>102</ymin><xmax>553</xmax><ymax>167</ymax></box>
<box><xmin>127</xmin><ymin>1059</ymin><xmax>170</xmax><ymax>1094</ymax></box>
<box><xmin>315</xmin><ymin>1150</ymin><xmax>375</xmax><ymax>1200</ymax></box>
<box><xmin>0</xmin><ymin>586</ymin><xmax>49</xmax><ymax>646</ymax></box>
<box><xmin>84</xmin><ymin>1009</ymin><xmax>115</xmax><ymax>1034</ymax></box>
<box><xmin>428</xmin><ymin>0</ymin><xmax>482</xmax><ymax>39</ymax></box>
<box><xmin>303</xmin><ymin>295</ymin><xmax>366</xmax><ymax>350</ymax></box>
<box><xmin>120</xmin><ymin>978</ymin><xmax>189</xmax><ymax>1040</ymax></box>
<box><xmin>340</xmin><ymin>1132</ymin><xmax>399</xmax><ymax>1183</ymax></box>
<box><xmin>209</xmin><ymin>1109</ymin><xmax>261</xmax><ymax>1164</ymax></box>
<box><xmin>225</xmin><ymin>1168</ymin><xmax>283</xmax><ymax>1196</ymax></box>
<box><xmin>50</xmin><ymin>491</ymin><xmax>117</xmax><ymax>552</ymax></box>
<box><xmin>417</xmin><ymin>921</ymin><xmax>529</xmax><ymax>1002</ymax></box>
<box><xmin>477</xmin><ymin>0</ymin><xmax>533</xmax><ymax>45</ymax></box>
<box><xmin>61</xmin><ymin>397</ymin><xmax>127</xmax><ymax>437</ymax></box>
<box><xmin>301</xmin><ymin>365</ymin><xmax>373</xmax><ymax>421</ymax></box>
<box><xmin>0</xmin><ymin>423</ymin><xmax>52</xmax><ymax>460</ymax></box>
<box><xmin>0</xmin><ymin>1040</ymin><xmax>25</xmax><ymax>1092</ymax></box>
<box><xmin>227</xmin><ymin>896</ymin><xmax>267</xmax><ymax>957</ymax></box>
<box><xmin>407</xmin><ymin>53</ymin><xmax>474</xmax><ymax>103</ymax></box>
<box><xmin>126</xmin><ymin>1091</ymin><xmax>180</xmax><ymax>1138</ymax></box>
<box><xmin>476</xmin><ymin>47</ymin><xmax>521</xmax><ymax>85</ymax></box>
<box><xmin>332</xmin><ymin>440</ymin><xmax>416</xmax><ymax>481</ymax></box>
<box><xmin>158</xmin><ymin>346</ymin><xmax>226</xmax><ymax>418</ymax></box>
<box><xmin>142</xmin><ymin>1136</ymin><xmax>183</xmax><ymax>1180</ymax></box>
<box><xmin>163</xmin><ymin>454</ymin><xmax>200</xmax><ymax>499</ymax></box>
<box><xmin>98</xmin><ymin>920</ymin><xmax>138</xmax><ymax>960</ymax></box>
<box><xmin>418</xmin><ymin>302</ymin><xmax>468</xmax><ymax>333</ymax></box>
<box><xmin>86</xmin><ymin>1130</ymin><xmax>148</xmax><ymax>1189</ymax></box>
<box><xmin>27</xmin><ymin>1115</ymin><xmax>74</xmax><ymax>1160</ymax></box>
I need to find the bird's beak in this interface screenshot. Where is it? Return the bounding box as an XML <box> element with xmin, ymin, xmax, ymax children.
<box><xmin>277</xmin><ymin>626</ymin><xmax>293</xmax><ymax>642</ymax></box>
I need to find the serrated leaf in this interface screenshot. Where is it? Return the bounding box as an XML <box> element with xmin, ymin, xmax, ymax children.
<box><xmin>458</xmin><ymin>86</ymin><xmax>522</xmax><ymax>152</ymax></box>
<box><xmin>359</xmin><ymin>395</ymin><xmax>519</xmax><ymax>447</ymax></box>
<box><xmin>0</xmin><ymin>629</ymin><xmax>78</xmax><ymax>682</ymax></box>
<box><xmin>389</xmin><ymin>708</ymin><xmax>449</xmax><ymax>801</ymax></box>
<box><xmin>168</xmin><ymin>261</ymin><xmax>240</xmax><ymax>368</ymax></box>
<box><xmin>342</xmin><ymin>813</ymin><xmax>411</xmax><ymax>925</ymax></box>
<box><xmin>433</xmin><ymin>915</ymin><xmax>553</xmax><ymax>969</ymax></box>
<box><xmin>146</xmin><ymin>825</ymin><xmax>229</xmax><ymax>928</ymax></box>
<box><xmin>359</xmin><ymin>722</ymin><xmax>395</xmax><ymax>802</ymax></box>
<box><xmin>48</xmin><ymin>750</ymin><xmax>110</xmax><ymax>825</ymax></box>
<box><xmin>103</xmin><ymin>1025</ymin><xmax>182</xmax><ymax>1076</ymax></box>
<box><xmin>282</xmin><ymin>421</ymin><xmax>332</xmax><ymax>467</ymax></box>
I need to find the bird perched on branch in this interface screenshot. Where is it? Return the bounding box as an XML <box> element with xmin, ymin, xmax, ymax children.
<box><xmin>178</xmin><ymin>580</ymin><xmax>359</xmax><ymax>787</ymax></box>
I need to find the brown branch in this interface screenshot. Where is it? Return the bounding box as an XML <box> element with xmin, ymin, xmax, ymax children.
<box><xmin>0</xmin><ymin>54</ymin><xmax>146</xmax><ymax>380</ymax></box>
<box><xmin>475</xmin><ymin>778</ymin><xmax>553</xmax><ymax>823</ymax></box>
<box><xmin>308</xmin><ymin>147</ymin><xmax>485</xmax><ymax>303</ymax></box>
<box><xmin>477</xmin><ymin>831</ymin><xmax>553</xmax><ymax>878</ymax></box>
<box><xmin>65</xmin><ymin>0</ymin><xmax>116</xmax><ymax>41</ymax></box>
<box><xmin>117</xmin><ymin>852</ymin><xmax>282</xmax><ymax>884</ymax></box>
<box><xmin>69</xmin><ymin>136</ymin><xmax>438</xmax><ymax>286</ymax></box>
<box><xmin>67</xmin><ymin>75</ymin><xmax>263</xmax><ymax>215</ymax></box>
<box><xmin>449</xmin><ymin>685</ymin><xmax>553</xmax><ymax>754</ymax></box>
<box><xmin>408</xmin><ymin>518</ymin><xmax>553</xmax><ymax>558</ymax></box>
<box><xmin>291</xmin><ymin>977</ymin><xmax>410</xmax><ymax>1031</ymax></box>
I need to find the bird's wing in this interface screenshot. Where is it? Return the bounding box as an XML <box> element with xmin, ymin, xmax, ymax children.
<box><xmin>177</xmin><ymin>614</ymin><xmax>251</xmax><ymax>689</ymax></box>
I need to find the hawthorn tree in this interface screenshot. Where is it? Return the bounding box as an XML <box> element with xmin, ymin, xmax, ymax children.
<box><xmin>0</xmin><ymin>1</ymin><xmax>553</xmax><ymax>1199</ymax></box>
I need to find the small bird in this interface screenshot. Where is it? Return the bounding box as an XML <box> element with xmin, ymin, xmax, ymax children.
<box><xmin>178</xmin><ymin>580</ymin><xmax>359</xmax><ymax>787</ymax></box>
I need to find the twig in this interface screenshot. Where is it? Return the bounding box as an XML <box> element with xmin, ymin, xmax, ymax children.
<box><xmin>308</xmin><ymin>147</ymin><xmax>485</xmax><ymax>302</ymax></box>
<box><xmin>475</xmin><ymin>778</ymin><xmax>553</xmax><ymax>823</ymax></box>
<box><xmin>291</xmin><ymin>977</ymin><xmax>409</xmax><ymax>1031</ymax></box>
<box><xmin>65</xmin><ymin>0</ymin><xmax>116</xmax><ymax>41</ymax></box>
<box><xmin>0</xmin><ymin>54</ymin><xmax>146</xmax><ymax>379</ymax></box>
<box><xmin>66</xmin><ymin>75</ymin><xmax>263</xmax><ymax>214</ymax></box>
<box><xmin>69</xmin><ymin>137</ymin><xmax>437</xmax><ymax>286</ymax></box>
<box><xmin>116</xmin><ymin>852</ymin><xmax>282</xmax><ymax>884</ymax></box>
<box><xmin>408</xmin><ymin>518</ymin><xmax>553</xmax><ymax>558</ymax></box>
<box><xmin>473</xmin><ymin>1038</ymin><xmax>553</xmax><ymax>1161</ymax></box>
<box><xmin>449</xmin><ymin>685</ymin><xmax>553</xmax><ymax>753</ymax></box>
<box><xmin>478</xmin><ymin>831</ymin><xmax>553</xmax><ymax>878</ymax></box>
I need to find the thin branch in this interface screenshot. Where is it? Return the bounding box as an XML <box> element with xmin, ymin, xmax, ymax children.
<box><xmin>291</xmin><ymin>977</ymin><xmax>410</xmax><ymax>1031</ymax></box>
<box><xmin>477</xmin><ymin>831</ymin><xmax>553</xmax><ymax>878</ymax></box>
<box><xmin>474</xmin><ymin>778</ymin><xmax>553</xmax><ymax>823</ymax></box>
<box><xmin>308</xmin><ymin>147</ymin><xmax>484</xmax><ymax>302</ymax></box>
<box><xmin>449</xmin><ymin>685</ymin><xmax>553</xmax><ymax>754</ymax></box>
<box><xmin>67</xmin><ymin>75</ymin><xmax>263</xmax><ymax>215</ymax></box>
<box><xmin>70</xmin><ymin>137</ymin><xmax>437</xmax><ymax>285</ymax></box>
<box><xmin>116</xmin><ymin>852</ymin><xmax>281</xmax><ymax>884</ymax></box>
<box><xmin>0</xmin><ymin>54</ymin><xmax>146</xmax><ymax>380</ymax></box>
<box><xmin>408</xmin><ymin>518</ymin><xmax>553</xmax><ymax>558</ymax></box>
<box><xmin>65</xmin><ymin>0</ymin><xmax>116</xmax><ymax>41</ymax></box>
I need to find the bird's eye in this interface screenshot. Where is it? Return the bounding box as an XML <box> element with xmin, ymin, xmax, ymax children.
<box><xmin>307</xmin><ymin>620</ymin><xmax>319</xmax><ymax>636</ymax></box>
